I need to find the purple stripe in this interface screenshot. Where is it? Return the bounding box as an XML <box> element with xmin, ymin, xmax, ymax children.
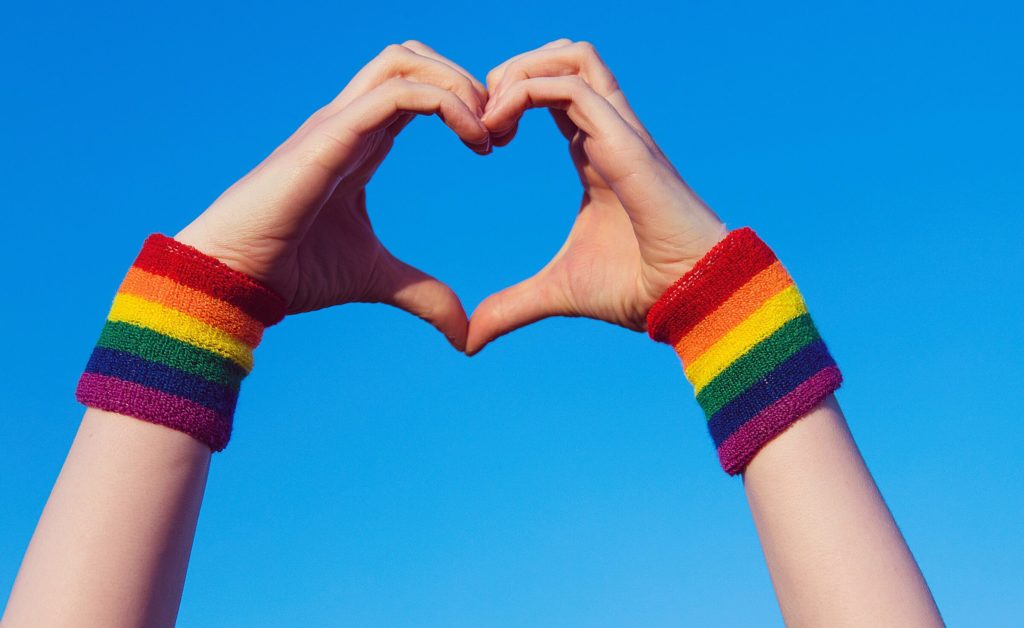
<box><xmin>717</xmin><ymin>366</ymin><xmax>842</xmax><ymax>475</ymax></box>
<box><xmin>708</xmin><ymin>339</ymin><xmax>834</xmax><ymax>446</ymax></box>
<box><xmin>75</xmin><ymin>372</ymin><xmax>231</xmax><ymax>451</ymax></box>
<box><xmin>85</xmin><ymin>347</ymin><xmax>238</xmax><ymax>416</ymax></box>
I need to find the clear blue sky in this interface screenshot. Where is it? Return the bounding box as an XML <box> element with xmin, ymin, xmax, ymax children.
<box><xmin>1</xmin><ymin>1</ymin><xmax>1021</xmax><ymax>625</ymax></box>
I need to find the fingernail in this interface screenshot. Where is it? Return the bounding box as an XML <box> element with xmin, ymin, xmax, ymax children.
<box><xmin>445</xmin><ymin>333</ymin><xmax>465</xmax><ymax>352</ymax></box>
<box><xmin>469</xmin><ymin>131</ymin><xmax>491</xmax><ymax>153</ymax></box>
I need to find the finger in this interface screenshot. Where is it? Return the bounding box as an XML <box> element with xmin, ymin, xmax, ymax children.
<box><xmin>491</xmin><ymin>41</ymin><xmax>617</xmax><ymax>101</ymax></box>
<box><xmin>279</xmin><ymin>43</ymin><xmax>489</xmax><ymax>156</ymax></box>
<box><xmin>482</xmin><ymin>76</ymin><xmax>694</xmax><ymax>239</ymax></box>
<box><xmin>488</xmin><ymin>41</ymin><xmax>651</xmax><ymax>141</ymax></box>
<box><xmin>319</xmin><ymin>44</ymin><xmax>486</xmax><ymax>121</ymax></box>
<box><xmin>466</xmin><ymin>274</ymin><xmax>567</xmax><ymax>356</ymax></box>
<box><xmin>383</xmin><ymin>258</ymin><xmax>469</xmax><ymax>352</ymax></box>
<box><xmin>486</xmin><ymin>38</ymin><xmax>573</xmax><ymax>96</ymax></box>
<box><xmin>490</xmin><ymin>120</ymin><xmax>519</xmax><ymax>147</ymax></box>
<box><xmin>483</xmin><ymin>76</ymin><xmax>637</xmax><ymax>147</ymax></box>
<box><xmin>302</xmin><ymin>78</ymin><xmax>490</xmax><ymax>173</ymax></box>
<box><xmin>399</xmin><ymin>40</ymin><xmax>488</xmax><ymax>104</ymax></box>
<box><xmin>344</xmin><ymin>78</ymin><xmax>488</xmax><ymax>149</ymax></box>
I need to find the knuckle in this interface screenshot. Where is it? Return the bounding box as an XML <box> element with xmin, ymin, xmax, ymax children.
<box><xmin>504</xmin><ymin>60</ymin><xmax>524</xmax><ymax>79</ymax></box>
<box><xmin>455</xmin><ymin>74</ymin><xmax>477</xmax><ymax>95</ymax></box>
<box><xmin>442</xmin><ymin>90</ymin><xmax>463</xmax><ymax>108</ymax></box>
<box><xmin>380</xmin><ymin>43</ymin><xmax>410</xmax><ymax>66</ymax></box>
<box><xmin>430</xmin><ymin>89</ymin><xmax>456</xmax><ymax>111</ymax></box>
<box><xmin>504</xmin><ymin>80</ymin><xmax>526</xmax><ymax>99</ymax></box>
<box><xmin>565</xmin><ymin>75</ymin><xmax>588</xmax><ymax>89</ymax></box>
<box><xmin>565</xmin><ymin>76</ymin><xmax>589</xmax><ymax>99</ymax></box>
<box><xmin>401</xmin><ymin>39</ymin><xmax>424</xmax><ymax>49</ymax></box>
<box><xmin>551</xmin><ymin>37</ymin><xmax>573</xmax><ymax>46</ymax></box>
<box><xmin>573</xmin><ymin>40</ymin><xmax>598</xmax><ymax>60</ymax></box>
<box><xmin>574</xmin><ymin>41</ymin><xmax>597</xmax><ymax>56</ymax></box>
<box><xmin>485</xmin><ymin>66</ymin><xmax>503</xmax><ymax>86</ymax></box>
<box><xmin>304</xmin><ymin>105</ymin><xmax>330</xmax><ymax>125</ymax></box>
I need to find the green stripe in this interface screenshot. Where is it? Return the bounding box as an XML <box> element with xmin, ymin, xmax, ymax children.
<box><xmin>95</xmin><ymin>321</ymin><xmax>245</xmax><ymax>390</ymax></box>
<box><xmin>696</xmin><ymin>314</ymin><xmax>821</xmax><ymax>417</ymax></box>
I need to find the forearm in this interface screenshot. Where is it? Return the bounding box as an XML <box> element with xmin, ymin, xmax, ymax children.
<box><xmin>643</xmin><ymin>227</ymin><xmax>941</xmax><ymax>624</ymax></box>
<box><xmin>2</xmin><ymin>231</ymin><xmax>287</xmax><ymax>626</ymax></box>
<box><xmin>3</xmin><ymin>44</ymin><xmax>485</xmax><ymax>625</ymax></box>
<box><xmin>2</xmin><ymin>409</ymin><xmax>210</xmax><ymax>627</ymax></box>
<box><xmin>743</xmin><ymin>396</ymin><xmax>942</xmax><ymax>626</ymax></box>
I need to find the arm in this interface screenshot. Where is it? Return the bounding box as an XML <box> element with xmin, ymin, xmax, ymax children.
<box><xmin>470</xmin><ymin>40</ymin><xmax>941</xmax><ymax>624</ymax></box>
<box><xmin>2</xmin><ymin>411</ymin><xmax>210</xmax><ymax>627</ymax></box>
<box><xmin>2</xmin><ymin>41</ymin><xmax>487</xmax><ymax>627</ymax></box>
<box><xmin>745</xmin><ymin>397</ymin><xmax>942</xmax><ymax>625</ymax></box>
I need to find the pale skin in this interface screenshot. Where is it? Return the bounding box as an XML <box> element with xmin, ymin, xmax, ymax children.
<box><xmin>1</xmin><ymin>41</ymin><xmax>942</xmax><ymax>627</ymax></box>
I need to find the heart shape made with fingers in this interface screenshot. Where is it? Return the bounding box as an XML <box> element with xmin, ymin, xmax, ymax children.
<box><xmin>175</xmin><ymin>39</ymin><xmax>726</xmax><ymax>356</ymax></box>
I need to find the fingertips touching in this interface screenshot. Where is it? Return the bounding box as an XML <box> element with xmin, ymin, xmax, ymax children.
<box><xmin>305</xmin><ymin>79</ymin><xmax>490</xmax><ymax>170</ymax></box>
<box><xmin>386</xmin><ymin>78</ymin><xmax>489</xmax><ymax>151</ymax></box>
<box><xmin>373</xmin><ymin>44</ymin><xmax>492</xmax><ymax>153</ymax></box>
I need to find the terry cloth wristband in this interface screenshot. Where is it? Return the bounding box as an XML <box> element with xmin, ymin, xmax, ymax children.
<box><xmin>75</xmin><ymin>234</ymin><xmax>287</xmax><ymax>451</ymax></box>
<box><xmin>647</xmin><ymin>227</ymin><xmax>842</xmax><ymax>475</ymax></box>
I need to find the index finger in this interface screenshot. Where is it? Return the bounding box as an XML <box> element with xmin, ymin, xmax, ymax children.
<box><xmin>400</xmin><ymin>40</ymin><xmax>489</xmax><ymax>103</ymax></box>
<box><xmin>485</xmin><ymin>39</ymin><xmax>574</xmax><ymax>94</ymax></box>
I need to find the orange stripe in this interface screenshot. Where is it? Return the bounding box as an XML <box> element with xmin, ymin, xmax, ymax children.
<box><xmin>117</xmin><ymin>267</ymin><xmax>264</xmax><ymax>347</ymax></box>
<box><xmin>676</xmin><ymin>261</ymin><xmax>794</xmax><ymax>365</ymax></box>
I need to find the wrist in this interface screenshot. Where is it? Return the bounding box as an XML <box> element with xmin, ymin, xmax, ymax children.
<box><xmin>647</xmin><ymin>227</ymin><xmax>842</xmax><ymax>475</ymax></box>
<box><xmin>641</xmin><ymin>221</ymin><xmax>729</xmax><ymax>316</ymax></box>
<box><xmin>75</xmin><ymin>234</ymin><xmax>288</xmax><ymax>451</ymax></box>
<box><xmin>173</xmin><ymin>224</ymin><xmax>262</xmax><ymax>281</ymax></box>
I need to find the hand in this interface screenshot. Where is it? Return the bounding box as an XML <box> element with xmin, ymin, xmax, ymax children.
<box><xmin>174</xmin><ymin>41</ymin><xmax>491</xmax><ymax>350</ymax></box>
<box><xmin>466</xmin><ymin>40</ymin><xmax>728</xmax><ymax>355</ymax></box>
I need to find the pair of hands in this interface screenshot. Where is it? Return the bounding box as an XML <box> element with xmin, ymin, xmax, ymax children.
<box><xmin>175</xmin><ymin>40</ymin><xmax>728</xmax><ymax>354</ymax></box>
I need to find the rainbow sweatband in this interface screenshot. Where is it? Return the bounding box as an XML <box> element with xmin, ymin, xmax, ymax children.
<box><xmin>647</xmin><ymin>228</ymin><xmax>842</xmax><ymax>475</ymax></box>
<box><xmin>75</xmin><ymin>234</ymin><xmax>287</xmax><ymax>451</ymax></box>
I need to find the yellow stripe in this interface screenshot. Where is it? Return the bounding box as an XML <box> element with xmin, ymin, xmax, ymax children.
<box><xmin>107</xmin><ymin>293</ymin><xmax>254</xmax><ymax>371</ymax></box>
<box><xmin>685</xmin><ymin>285</ymin><xmax>807</xmax><ymax>393</ymax></box>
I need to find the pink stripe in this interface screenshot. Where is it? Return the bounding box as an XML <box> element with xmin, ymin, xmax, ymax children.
<box><xmin>717</xmin><ymin>366</ymin><xmax>842</xmax><ymax>475</ymax></box>
<box><xmin>75</xmin><ymin>372</ymin><xmax>231</xmax><ymax>451</ymax></box>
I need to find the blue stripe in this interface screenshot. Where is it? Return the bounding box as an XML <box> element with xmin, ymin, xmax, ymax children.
<box><xmin>707</xmin><ymin>339</ymin><xmax>835</xmax><ymax>446</ymax></box>
<box><xmin>84</xmin><ymin>346</ymin><xmax>237</xmax><ymax>416</ymax></box>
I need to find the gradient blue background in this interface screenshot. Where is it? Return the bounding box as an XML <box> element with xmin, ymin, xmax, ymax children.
<box><xmin>2</xmin><ymin>1</ymin><xmax>1021</xmax><ymax>625</ymax></box>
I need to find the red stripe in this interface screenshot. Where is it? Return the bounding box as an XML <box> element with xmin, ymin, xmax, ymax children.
<box><xmin>131</xmin><ymin>234</ymin><xmax>287</xmax><ymax>327</ymax></box>
<box><xmin>646</xmin><ymin>228</ymin><xmax>777</xmax><ymax>346</ymax></box>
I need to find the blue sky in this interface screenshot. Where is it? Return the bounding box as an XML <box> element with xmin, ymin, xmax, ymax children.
<box><xmin>1</xmin><ymin>1</ymin><xmax>1022</xmax><ymax>625</ymax></box>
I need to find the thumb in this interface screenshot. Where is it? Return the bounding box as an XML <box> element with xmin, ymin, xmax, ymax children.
<box><xmin>466</xmin><ymin>273</ymin><xmax>566</xmax><ymax>356</ymax></box>
<box><xmin>381</xmin><ymin>257</ymin><xmax>469</xmax><ymax>352</ymax></box>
